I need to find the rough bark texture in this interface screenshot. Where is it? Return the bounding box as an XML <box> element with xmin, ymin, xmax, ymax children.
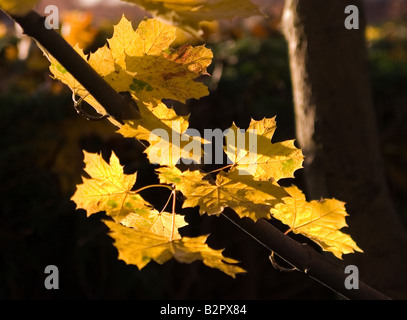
<box><xmin>282</xmin><ymin>0</ymin><xmax>407</xmax><ymax>299</ymax></box>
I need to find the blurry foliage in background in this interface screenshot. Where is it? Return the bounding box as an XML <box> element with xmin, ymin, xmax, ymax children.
<box><xmin>366</xmin><ymin>22</ymin><xmax>407</xmax><ymax>221</ymax></box>
<box><xmin>0</xmin><ymin>10</ymin><xmax>406</xmax><ymax>298</ymax></box>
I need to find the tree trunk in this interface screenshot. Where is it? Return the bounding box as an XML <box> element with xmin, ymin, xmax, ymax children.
<box><xmin>282</xmin><ymin>0</ymin><xmax>407</xmax><ymax>299</ymax></box>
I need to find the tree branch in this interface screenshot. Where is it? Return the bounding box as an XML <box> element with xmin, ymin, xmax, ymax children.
<box><xmin>222</xmin><ymin>210</ymin><xmax>391</xmax><ymax>300</ymax></box>
<box><xmin>10</xmin><ymin>10</ymin><xmax>140</xmax><ymax>124</ymax></box>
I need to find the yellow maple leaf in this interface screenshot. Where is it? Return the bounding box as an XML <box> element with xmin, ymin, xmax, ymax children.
<box><xmin>120</xmin><ymin>0</ymin><xmax>262</xmax><ymax>36</ymax></box>
<box><xmin>121</xmin><ymin>209</ymin><xmax>188</xmax><ymax>240</ymax></box>
<box><xmin>104</xmin><ymin>219</ymin><xmax>246</xmax><ymax>277</ymax></box>
<box><xmin>71</xmin><ymin>151</ymin><xmax>152</xmax><ymax>222</ymax></box>
<box><xmin>118</xmin><ymin>102</ymin><xmax>205</xmax><ymax>166</ymax></box>
<box><xmin>0</xmin><ymin>0</ymin><xmax>38</xmax><ymax>16</ymax></box>
<box><xmin>108</xmin><ymin>16</ymin><xmax>175</xmax><ymax>69</ymax></box>
<box><xmin>224</xmin><ymin>117</ymin><xmax>304</xmax><ymax>181</ymax></box>
<box><xmin>271</xmin><ymin>186</ymin><xmax>363</xmax><ymax>259</ymax></box>
<box><xmin>157</xmin><ymin>166</ymin><xmax>288</xmax><ymax>221</ymax></box>
<box><xmin>157</xmin><ymin>166</ymin><xmax>205</xmax><ymax>196</ymax></box>
<box><xmin>107</xmin><ymin>17</ymin><xmax>212</xmax><ymax>105</ymax></box>
<box><xmin>118</xmin><ymin>101</ymin><xmax>189</xmax><ymax>141</ymax></box>
<box><xmin>101</xmin><ymin>16</ymin><xmax>212</xmax><ymax>105</ymax></box>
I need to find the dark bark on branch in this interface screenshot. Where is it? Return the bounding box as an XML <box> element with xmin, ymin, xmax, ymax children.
<box><xmin>10</xmin><ymin>10</ymin><xmax>140</xmax><ymax>125</ymax></box>
<box><xmin>282</xmin><ymin>0</ymin><xmax>407</xmax><ymax>299</ymax></box>
<box><xmin>223</xmin><ymin>211</ymin><xmax>390</xmax><ymax>300</ymax></box>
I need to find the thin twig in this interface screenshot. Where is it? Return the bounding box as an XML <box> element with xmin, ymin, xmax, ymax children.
<box><xmin>222</xmin><ymin>211</ymin><xmax>391</xmax><ymax>300</ymax></box>
<box><xmin>206</xmin><ymin>164</ymin><xmax>234</xmax><ymax>174</ymax></box>
<box><xmin>170</xmin><ymin>189</ymin><xmax>177</xmax><ymax>241</ymax></box>
<box><xmin>133</xmin><ymin>184</ymin><xmax>173</xmax><ymax>194</ymax></box>
<box><xmin>159</xmin><ymin>192</ymin><xmax>174</xmax><ymax>215</ymax></box>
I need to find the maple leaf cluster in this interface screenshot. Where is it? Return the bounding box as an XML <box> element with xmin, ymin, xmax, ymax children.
<box><xmin>34</xmin><ymin>3</ymin><xmax>362</xmax><ymax>276</ymax></box>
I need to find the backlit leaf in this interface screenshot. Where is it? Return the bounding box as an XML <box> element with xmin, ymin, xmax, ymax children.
<box><xmin>157</xmin><ymin>166</ymin><xmax>288</xmax><ymax>221</ymax></box>
<box><xmin>101</xmin><ymin>16</ymin><xmax>212</xmax><ymax>105</ymax></box>
<box><xmin>121</xmin><ymin>209</ymin><xmax>187</xmax><ymax>240</ymax></box>
<box><xmin>71</xmin><ymin>151</ymin><xmax>151</xmax><ymax>222</ymax></box>
<box><xmin>271</xmin><ymin>186</ymin><xmax>363</xmax><ymax>259</ymax></box>
<box><xmin>104</xmin><ymin>220</ymin><xmax>246</xmax><ymax>277</ymax></box>
<box><xmin>118</xmin><ymin>102</ymin><xmax>205</xmax><ymax>166</ymax></box>
<box><xmin>224</xmin><ymin>117</ymin><xmax>304</xmax><ymax>181</ymax></box>
<box><xmin>113</xmin><ymin>17</ymin><xmax>212</xmax><ymax>104</ymax></box>
<box><xmin>118</xmin><ymin>101</ymin><xmax>190</xmax><ymax>142</ymax></box>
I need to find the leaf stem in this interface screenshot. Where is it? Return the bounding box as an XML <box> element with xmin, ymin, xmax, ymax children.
<box><xmin>170</xmin><ymin>189</ymin><xmax>177</xmax><ymax>241</ymax></box>
<box><xmin>133</xmin><ymin>184</ymin><xmax>173</xmax><ymax>194</ymax></box>
<box><xmin>159</xmin><ymin>191</ymin><xmax>173</xmax><ymax>215</ymax></box>
<box><xmin>206</xmin><ymin>164</ymin><xmax>234</xmax><ymax>174</ymax></box>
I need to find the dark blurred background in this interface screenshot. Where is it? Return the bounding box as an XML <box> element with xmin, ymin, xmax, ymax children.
<box><xmin>0</xmin><ymin>0</ymin><xmax>406</xmax><ymax>299</ymax></box>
